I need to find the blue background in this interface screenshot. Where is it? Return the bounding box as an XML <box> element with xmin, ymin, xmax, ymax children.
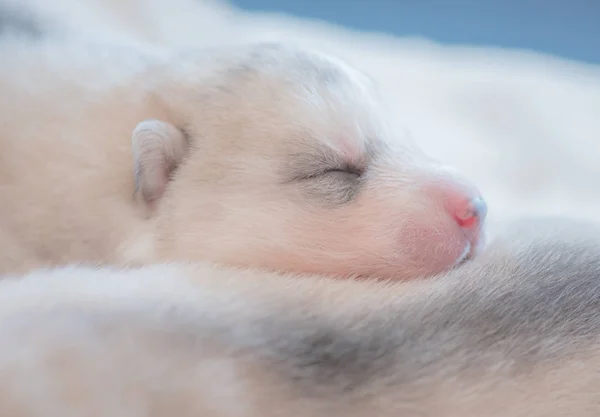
<box><xmin>231</xmin><ymin>0</ymin><xmax>600</xmax><ymax>65</ymax></box>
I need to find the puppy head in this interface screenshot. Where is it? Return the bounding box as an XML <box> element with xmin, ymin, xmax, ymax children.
<box><xmin>133</xmin><ymin>43</ymin><xmax>487</xmax><ymax>280</ymax></box>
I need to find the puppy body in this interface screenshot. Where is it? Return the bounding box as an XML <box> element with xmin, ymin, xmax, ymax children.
<box><xmin>0</xmin><ymin>40</ymin><xmax>485</xmax><ymax>278</ymax></box>
<box><xmin>0</xmin><ymin>218</ymin><xmax>599</xmax><ymax>416</ymax></box>
<box><xmin>0</xmin><ymin>40</ymin><xmax>162</xmax><ymax>273</ymax></box>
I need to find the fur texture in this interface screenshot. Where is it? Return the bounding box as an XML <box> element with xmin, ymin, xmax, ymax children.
<box><xmin>0</xmin><ymin>217</ymin><xmax>599</xmax><ymax>416</ymax></box>
<box><xmin>0</xmin><ymin>40</ymin><xmax>485</xmax><ymax>278</ymax></box>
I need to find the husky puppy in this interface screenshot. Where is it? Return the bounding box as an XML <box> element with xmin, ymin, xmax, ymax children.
<box><xmin>0</xmin><ymin>41</ymin><xmax>485</xmax><ymax>278</ymax></box>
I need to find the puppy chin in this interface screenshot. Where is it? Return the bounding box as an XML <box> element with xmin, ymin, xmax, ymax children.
<box><xmin>454</xmin><ymin>242</ymin><xmax>472</xmax><ymax>267</ymax></box>
<box><xmin>454</xmin><ymin>228</ymin><xmax>487</xmax><ymax>268</ymax></box>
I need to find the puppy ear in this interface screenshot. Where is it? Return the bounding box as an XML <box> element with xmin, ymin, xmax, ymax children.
<box><xmin>131</xmin><ymin>119</ymin><xmax>189</xmax><ymax>206</ymax></box>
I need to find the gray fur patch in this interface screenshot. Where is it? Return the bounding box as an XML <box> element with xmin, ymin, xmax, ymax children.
<box><xmin>250</xmin><ymin>221</ymin><xmax>600</xmax><ymax>397</ymax></box>
<box><xmin>282</xmin><ymin>131</ymin><xmax>381</xmax><ymax>207</ymax></box>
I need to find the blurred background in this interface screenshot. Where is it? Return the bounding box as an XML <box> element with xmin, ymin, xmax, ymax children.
<box><xmin>232</xmin><ymin>0</ymin><xmax>600</xmax><ymax>65</ymax></box>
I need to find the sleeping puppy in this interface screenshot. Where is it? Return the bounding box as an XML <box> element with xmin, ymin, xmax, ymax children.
<box><xmin>0</xmin><ymin>41</ymin><xmax>486</xmax><ymax>278</ymax></box>
<box><xmin>0</xmin><ymin>217</ymin><xmax>598</xmax><ymax>416</ymax></box>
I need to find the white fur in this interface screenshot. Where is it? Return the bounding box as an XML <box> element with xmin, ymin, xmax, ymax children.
<box><xmin>0</xmin><ymin>40</ymin><xmax>484</xmax><ymax>279</ymax></box>
<box><xmin>1</xmin><ymin>218</ymin><xmax>600</xmax><ymax>416</ymax></box>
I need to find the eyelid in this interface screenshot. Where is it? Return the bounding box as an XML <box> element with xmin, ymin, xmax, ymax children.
<box><xmin>301</xmin><ymin>166</ymin><xmax>362</xmax><ymax>181</ymax></box>
<box><xmin>325</xmin><ymin>164</ymin><xmax>364</xmax><ymax>176</ymax></box>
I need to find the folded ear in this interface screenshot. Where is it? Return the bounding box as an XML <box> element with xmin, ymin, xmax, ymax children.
<box><xmin>131</xmin><ymin>119</ymin><xmax>189</xmax><ymax>207</ymax></box>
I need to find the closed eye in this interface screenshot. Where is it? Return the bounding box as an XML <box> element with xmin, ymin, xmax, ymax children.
<box><xmin>291</xmin><ymin>162</ymin><xmax>366</xmax><ymax>206</ymax></box>
<box><xmin>308</xmin><ymin>164</ymin><xmax>364</xmax><ymax>180</ymax></box>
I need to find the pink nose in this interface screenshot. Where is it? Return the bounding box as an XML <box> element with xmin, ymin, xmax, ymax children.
<box><xmin>453</xmin><ymin>196</ymin><xmax>487</xmax><ymax>230</ymax></box>
<box><xmin>423</xmin><ymin>171</ymin><xmax>487</xmax><ymax>234</ymax></box>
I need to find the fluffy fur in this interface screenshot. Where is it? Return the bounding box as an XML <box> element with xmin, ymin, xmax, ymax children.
<box><xmin>0</xmin><ymin>40</ymin><xmax>485</xmax><ymax>278</ymax></box>
<box><xmin>0</xmin><ymin>217</ymin><xmax>599</xmax><ymax>416</ymax></box>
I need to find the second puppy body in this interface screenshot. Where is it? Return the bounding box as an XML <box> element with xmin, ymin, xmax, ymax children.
<box><xmin>0</xmin><ymin>218</ymin><xmax>598</xmax><ymax>416</ymax></box>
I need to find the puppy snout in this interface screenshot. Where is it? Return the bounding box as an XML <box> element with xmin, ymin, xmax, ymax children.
<box><xmin>443</xmin><ymin>190</ymin><xmax>487</xmax><ymax>262</ymax></box>
<box><xmin>453</xmin><ymin>196</ymin><xmax>488</xmax><ymax>230</ymax></box>
<box><xmin>424</xmin><ymin>172</ymin><xmax>487</xmax><ymax>239</ymax></box>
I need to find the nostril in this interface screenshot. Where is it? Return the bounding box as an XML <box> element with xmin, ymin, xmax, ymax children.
<box><xmin>454</xmin><ymin>197</ymin><xmax>487</xmax><ymax>229</ymax></box>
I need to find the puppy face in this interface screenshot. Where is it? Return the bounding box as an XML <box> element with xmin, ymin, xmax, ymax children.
<box><xmin>134</xmin><ymin>44</ymin><xmax>486</xmax><ymax>279</ymax></box>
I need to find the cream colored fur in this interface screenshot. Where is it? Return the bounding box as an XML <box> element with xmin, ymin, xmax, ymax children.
<box><xmin>0</xmin><ymin>39</ymin><xmax>484</xmax><ymax>278</ymax></box>
<box><xmin>0</xmin><ymin>217</ymin><xmax>599</xmax><ymax>416</ymax></box>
